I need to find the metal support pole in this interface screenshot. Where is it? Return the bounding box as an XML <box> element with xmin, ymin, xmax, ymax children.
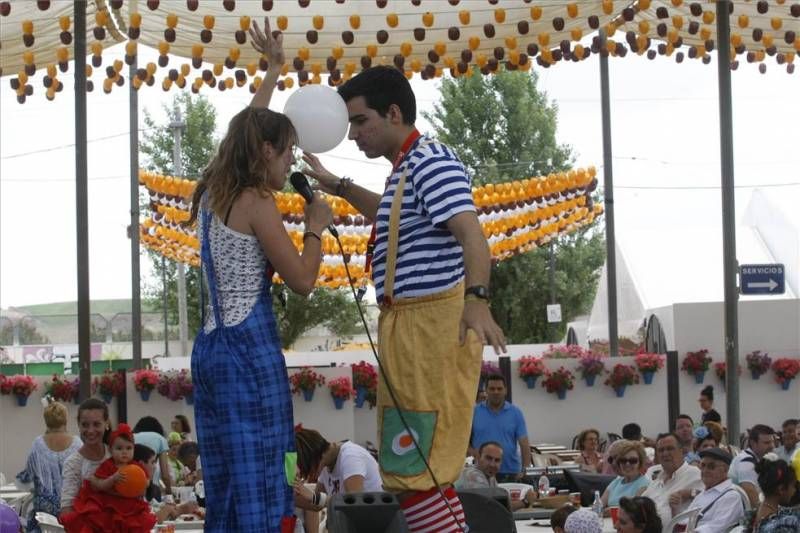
<box><xmin>599</xmin><ymin>30</ymin><xmax>619</xmax><ymax>358</ymax></box>
<box><xmin>74</xmin><ymin>0</ymin><xmax>91</xmax><ymax>400</ymax></box>
<box><xmin>548</xmin><ymin>242</ymin><xmax>557</xmax><ymax>341</ymax></box>
<box><xmin>162</xmin><ymin>256</ymin><xmax>170</xmax><ymax>357</ymax></box>
<box><xmin>129</xmin><ymin>47</ymin><xmax>142</xmax><ymax>370</ymax></box>
<box><xmin>716</xmin><ymin>0</ymin><xmax>740</xmax><ymax>444</ymax></box>
<box><xmin>170</xmin><ymin>104</ymin><xmax>188</xmax><ymax>357</ymax></box>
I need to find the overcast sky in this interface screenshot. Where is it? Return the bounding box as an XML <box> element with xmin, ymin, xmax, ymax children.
<box><xmin>1</xmin><ymin>43</ymin><xmax>798</xmax><ymax>308</ymax></box>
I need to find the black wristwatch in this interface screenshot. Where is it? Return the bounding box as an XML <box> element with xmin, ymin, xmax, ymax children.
<box><xmin>465</xmin><ymin>285</ymin><xmax>490</xmax><ymax>301</ymax></box>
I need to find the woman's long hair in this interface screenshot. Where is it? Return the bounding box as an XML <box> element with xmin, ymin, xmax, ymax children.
<box><xmin>190</xmin><ymin>107</ymin><xmax>296</xmax><ymax>222</ymax></box>
<box><xmin>295</xmin><ymin>427</ymin><xmax>331</xmax><ymax>479</ymax></box>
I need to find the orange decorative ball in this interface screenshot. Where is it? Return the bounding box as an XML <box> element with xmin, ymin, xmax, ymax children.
<box><xmin>115</xmin><ymin>464</ymin><xmax>148</xmax><ymax>498</ymax></box>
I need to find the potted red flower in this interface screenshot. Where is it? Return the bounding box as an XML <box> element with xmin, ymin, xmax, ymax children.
<box><xmin>518</xmin><ymin>356</ymin><xmax>547</xmax><ymax>389</ymax></box>
<box><xmin>745</xmin><ymin>350</ymin><xmax>772</xmax><ymax>380</ymax></box>
<box><xmin>772</xmin><ymin>358</ymin><xmax>800</xmax><ymax>390</ymax></box>
<box><xmin>351</xmin><ymin>361</ymin><xmax>377</xmax><ymax>408</ymax></box>
<box><xmin>327</xmin><ymin>376</ymin><xmax>355</xmax><ymax>410</ymax></box>
<box><xmin>175</xmin><ymin>370</ymin><xmax>194</xmax><ymax>405</ymax></box>
<box><xmin>132</xmin><ymin>368</ymin><xmax>160</xmax><ymax>401</ymax></box>
<box><xmin>289</xmin><ymin>367</ymin><xmax>326</xmax><ymax>402</ymax></box>
<box><xmin>634</xmin><ymin>353</ymin><xmax>665</xmax><ymax>384</ymax></box>
<box><xmin>7</xmin><ymin>375</ymin><xmax>38</xmax><ymax>406</ymax></box>
<box><xmin>714</xmin><ymin>362</ymin><xmax>742</xmax><ymax>388</ymax></box>
<box><xmin>92</xmin><ymin>370</ymin><xmax>124</xmax><ymax>404</ymax></box>
<box><xmin>45</xmin><ymin>374</ymin><xmax>77</xmax><ymax>403</ymax></box>
<box><xmin>604</xmin><ymin>364</ymin><xmax>640</xmax><ymax>398</ymax></box>
<box><xmin>576</xmin><ymin>353</ymin><xmax>606</xmax><ymax>387</ymax></box>
<box><xmin>682</xmin><ymin>349</ymin><xmax>712</xmax><ymax>384</ymax></box>
<box><xmin>542</xmin><ymin>367</ymin><xmax>574</xmax><ymax>400</ymax></box>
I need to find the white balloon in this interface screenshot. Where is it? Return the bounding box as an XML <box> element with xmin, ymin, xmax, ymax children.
<box><xmin>283</xmin><ymin>84</ymin><xmax>349</xmax><ymax>153</ymax></box>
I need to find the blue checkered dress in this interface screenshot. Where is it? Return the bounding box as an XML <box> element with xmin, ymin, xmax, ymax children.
<box><xmin>191</xmin><ymin>203</ymin><xmax>294</xmax><ymax>532</ymax></box>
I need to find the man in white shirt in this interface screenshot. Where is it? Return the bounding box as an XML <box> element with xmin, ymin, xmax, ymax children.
<box><xmin>686</xmin><ymin>448</ymin><xmax>745</xmax><ymax>533</ymax></box>
<box><xmin>641</xmin><ymin>433</ymin><xmax>704</xmax><ymax>523</ymax></box>
<box><xmin>776</xmin><ymin>419</ymin><xmax>798</xmax><ymax>462</ymax></box>
<box><xmin>729</xmin><ymin>423</ymin><xmax>775</xmax><ymax>507</ymax></box>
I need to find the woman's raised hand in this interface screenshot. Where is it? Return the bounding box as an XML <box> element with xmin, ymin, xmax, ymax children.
<box><xmin>249</xmin><ymin>18</ymin><xmax>284</xmax><ymax>68</ymax></box>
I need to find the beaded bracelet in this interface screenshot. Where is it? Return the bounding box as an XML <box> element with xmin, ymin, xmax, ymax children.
<box><xmin>336</xmin><ymin>176</ymin><xmax>352</xmax><ymax>197</ymax></box>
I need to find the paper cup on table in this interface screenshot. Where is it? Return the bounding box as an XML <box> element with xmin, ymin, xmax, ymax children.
<box><xmin>609</xmin><ymin>506</ymin><xmax>620</xmax><ymax>526</ymax></box>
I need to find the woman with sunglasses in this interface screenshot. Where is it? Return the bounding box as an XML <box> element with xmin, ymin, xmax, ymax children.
<box><xmin>601</xmin><ymin>441</ymin><xmax>650</xmax><ymax>507</ymax></box>
<box><xmin>615</xmin><ymin>496</ymin><xmax>662</xmax><ymax>533</ymax></box>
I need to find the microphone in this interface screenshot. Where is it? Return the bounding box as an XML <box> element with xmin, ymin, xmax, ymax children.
<box><xmin>290</xmin><ymin>171</ymin><xmax>338</xmax><ymax>237</ymax></box>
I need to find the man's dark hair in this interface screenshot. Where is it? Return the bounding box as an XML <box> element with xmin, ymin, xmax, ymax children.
<box><xmin>622</xmin><ymin>423</ymin><xmax>642</xmax><ymax>441</ymax></box>
<box><xmin>550</xmin><ymin>504</ymin><xmax>577</xmax><ymax>529</ymax></box>
<box><xmin>485</xmin><ymin>374</ymin><xmax>506</xmax><ymax>386</ymax></box>
<box><xmin>655</xmin><ymin>432</ymin><xmax>681</xmax><ymax>447</ymax></box>
<box><xmin>782</xmin><ymin>419</ymin><xmax>798</xmax><ymax>429</ymax></box>
<box><xmin>133</xmin><ymin>416</ymin><xmax>165</xmax><ymax>436</ymax></box>
<box><xmin>338</xmin><ymin>66</ymin><xmax>416</xmax><ymax>124</ymax></box>
<box><xmin>478</xmin><ymin>441</ymin><xmax>503</xmax><ymax>455</ymax></box>
<box><xmin>177</xmin><ymin>441</ymin><xmax>200</xmax><ymax>464</ymax></box>
<box><xmin>749</xmin><ymin>424</ymin><xmax>776</xmax><ymax>444</ymax></box>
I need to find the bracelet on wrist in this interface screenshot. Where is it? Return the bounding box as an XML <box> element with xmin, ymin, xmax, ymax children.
<box><xmin>303</xmin><ymin>230</ymin><xmax>322</xmax><ymax>242</ymax></box>
<box><xmin>336</xmin><ymin>176</ymin><xmax>352</xmax><ymax>197</ymax></box>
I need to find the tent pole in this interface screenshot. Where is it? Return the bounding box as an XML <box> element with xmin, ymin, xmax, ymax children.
<box><xmin>716</xmin><ymin>0</ymin><xmax>740</xmax><ymax>445</ymax></box>
<box><xmin>599</xmin><ymin>29</ymin><xmax>619</xmax><ymax>358</ymax></box>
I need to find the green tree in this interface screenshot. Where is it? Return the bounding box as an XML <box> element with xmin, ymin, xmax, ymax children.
<box><xmin>141</xmin><ymin>93</ymin><xmax>361</xmax><ymax>346</ymax></box>
<box><xmin>424</xmin><ymin>70</ymin><xmax>605</xmax><ymax>343</ymax></box>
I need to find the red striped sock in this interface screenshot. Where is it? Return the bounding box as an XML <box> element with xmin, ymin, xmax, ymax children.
<box><xmin>400</xmin><ymin>486</ymin><xmax>466</xmax><ymax>533</ymax></box>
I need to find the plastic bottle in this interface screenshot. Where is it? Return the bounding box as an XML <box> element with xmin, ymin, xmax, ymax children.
<box><xmin>591</xmin><ymin>490</ymin><xmax>603</xmax><ymax>516</ymax></box>
<box><xmin>537</xmin><ymin>473</ymin><xmax>550</xmax><ymax>495</ymax></box>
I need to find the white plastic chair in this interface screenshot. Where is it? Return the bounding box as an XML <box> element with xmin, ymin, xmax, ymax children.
<box><xmin>727</xmin><ymin>527</ymin><xmax>745</xmax><ymax>533</ymax></box>
<box><xmin>34</xmin><ymin>512</ymin><xmax>65</xmax><ymax>532</ymax></box>
<box><xmin>730</xmin><ymin>483</ymin><xmax>752</xmax><ymax>511</ymax></box>
<box><xmin>663</xmin><ymin>507</ymin><xmax>700</xmax><ymax>533</ymax></box>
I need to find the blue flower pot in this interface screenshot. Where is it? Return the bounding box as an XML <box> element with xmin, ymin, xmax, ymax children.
<box><xmin>184</xmin><ymin>393</ymin><xmax>194</xmax><ymax>405</ymax></box>
<box><xmin>694</xmin><ymin>372</ymin><xmax>705</xmax><ymax>384</ymax></box>
<box><xmin>525</xmin><ymin>376</ymin><xmax>539</xmax><ymax>389</ymax></box>
<box><xmin>614</xmin><ymin>386</ymin><xmax>626</xmax><ymax>398</ymax></box>
<box><xmin>101</xmin><ymin>393</ymin><xmax>113</xmax><ymax>404</ymax></box>
<box><xmin>16</xmin><ymin>395</ymin><xmax>28</xmax><ymax>407</ymax></box>
<box><xmin>782</xmin><ymin>379</ymin><xmax>792</xmax><ymax>391</ymax></box>
<box><xmin>73</xmin><ymin>395</ymin><xmax>81</xmax><ymax>405</ymax></box>
<box><xmin>642</xmin><ymin>371</ymin><xmax>654</xmax><ymax>385</ymax></box>
<box><xmin>139</xmin><ymin>389</ymin><xmax>151</xmax><ymax>402</ymax></box>
<box><xmin>355</xmin><ymin>386</ymin><xmax>367</xmax><ymax>408</ymax></box>
<box><xmin>302</xmin><ymin>388</ymin><xmax>314</xmax><ymax>402</ymax></box>
<box><xmin>557</xmin><ymin>390</ymin><xmax>567</xmax><ymax>400</ymax></box>
<box><xmin>333</xmin><ymin>397</ymin><xmax>345</xmax><ymax>410</ymax></box>
<box><xmin>584</xmin><ymin>375</ymin><xmax>596</xmax><ymax>387</ymax></box>
<box><xmin>751</xmin><ymin>370</ymin><xmax>761</xmax><ymax>380</ymax></box>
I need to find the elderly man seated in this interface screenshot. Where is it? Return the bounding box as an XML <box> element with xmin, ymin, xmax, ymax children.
<box><xmin>641</xmin><ymin>432</ymin><xmax>703</xmax><ymax>524</ymax></box>
<box><xmin>685</xmin><ymin>448</ymin><xmax>745</xmax><ymax>532</ymax></box>
<box><xmin>455</xmin><ymin>441</ymin><xmax>536</xmax><ymax>511</ymax></box>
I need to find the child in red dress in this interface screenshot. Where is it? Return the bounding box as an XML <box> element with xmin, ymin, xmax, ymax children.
<box><xmin>60</xmin><ymin>423</ymin><xmax>157</xmax><ymax>532</ymax></box>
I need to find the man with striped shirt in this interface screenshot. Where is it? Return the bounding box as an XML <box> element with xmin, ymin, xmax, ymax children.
<box><xmin>304</xmin><ymin>66</ymin><xmax>506</xmax><ymax>533</ymax></box>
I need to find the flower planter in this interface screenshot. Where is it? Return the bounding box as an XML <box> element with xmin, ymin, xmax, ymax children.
<box><xmin>642</xmin><ymin>371</ymin><xmax>654</xmax><ymax>385</ymax></box>
<box><xmin>139</xmin><ymin>389</ymin><xmax>151</xmax><ymax>402</ymax></box>
<box><xmin>614</xmin><ymin>386</ymin><xmax>626</xmax><ymax>398</ymax></box>
<box><xmin>101</xmin><ymin>393</ymin><xmax>113</xmax><ymax>404</ymax></box>
<box><xmin>16</xmin><ymin>394</ymin><xmax>28</xmax><ymax>407</ymax></box>
<box><xmin>184</xmin><ymin>393</ymin><xmax>194</xmax><ymax>406</ymax></box>
<box><xmin>354</xmin><ymin>386</ymin><xmax>367</xmax><ymax>408</ymax></box>
<box><xmin>693</xmin><ymin>372</ymin><xmax>705</xmax><ymax>384</ymax></box>
<box><xmin>782</xmin><ymin>379</ymin><xmax>793</xmax><ymax>391</ymax></box>
<box><xmin>333</xmin><ymin>397</ymin><xmax>345</xmax><ymax>410</ymax></box>
<box><xmin>584</xmin><ymin>375</ymin><xmax>596</xmax><ymax>387</ymax></box>
<box><xmin>556</xmin><ymin>390</ymin><xmax>567</xmax><ymax>400</ymax></box>
<box><xmin>302</xmin><ymin>389</ymin><xmax>314</xmax><ymax>402</ymax></box>
<box><xmin>751</xmin><ymin>370</ymin><xmax>762</xmax><ymax>380</ymax></box>
<box><xmin>524</xmin><ymin>376</ymin><xmax>539</xmax><ymax>389</ymax></box>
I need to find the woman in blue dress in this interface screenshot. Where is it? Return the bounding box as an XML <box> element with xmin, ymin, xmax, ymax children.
<box><xmin>188</xmin><ymin>19</ymin><xmax>332</xmax><ymax>533</ymax></box>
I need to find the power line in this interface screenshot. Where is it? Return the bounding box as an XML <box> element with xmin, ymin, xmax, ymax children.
<box><xmin>1</xmin><ymin>128</ymin><xmax>155</xmax><ymax>160</ymax></box>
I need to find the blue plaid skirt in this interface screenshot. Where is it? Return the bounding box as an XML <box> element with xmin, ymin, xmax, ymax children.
<box><xmin>191</xmin><ymin>291</ymin><xmax>294</xmax><ymax>532</ymax></box>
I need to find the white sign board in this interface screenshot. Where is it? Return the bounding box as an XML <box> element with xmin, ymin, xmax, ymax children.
<box><xmin>546</xmin><ymin>304</ymin><xmax>562</xmax><ymax>323</ymax></box>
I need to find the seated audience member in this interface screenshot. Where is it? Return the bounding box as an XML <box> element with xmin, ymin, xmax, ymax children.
<box><xmin>177</xmin><ymin>441</ymin><xmax>201</xmax><ymax>485</ymax></box>
<box><xmin>133</xmin><ymin>444</ymin><xmax>199</xmax><ymax>524</ymax></box>
<box><xmin>753</xmin><ymin>454</ymin><xmax>800</xmax><ymax>532</ymax></box>
<box><xmin>674</xmin><ymin>415</ymin><xmax>695</xmax><ymax>459</ymax></box>
<box><xmin>166</xmin><ymin>432</ymin><xmax>188</xmax><ymax>487</ymax></box>
<box><xmin>455</xmin><ymin>441</ymin><xmax>537</xmax><ymax>511</ymax></box>
<box><xmin>616</xmin><ymin>496</ymin><xmax>662</xmax><ymax>533</ymax></box>
<box><xmin>469</xmin><ymin>374</ymin><xmax>532</xmax><ymax>482</ymax></box>
<box><xmin>564</xmin><ymin>508</ymin><xmax>602</xmax><ymax>533</ymax></box>
<box><xmin>575</xmin><ymin>428</ymin><xmax>604</xmax><ymax>474</ymax></box>
<box><xmin>686</xmin><ymin>425</ymin><xmax>720</xmax><ymax>466</ymax></box>
<box><xmin>641</xmin><ymin>433</ymin><xmax>703</xmax><ymax>524</ymax></box>
<box><xmin>601</xmin><ymin>441</ymin><xmax>649</xmax><ymax>507</ymax></box>
<box><xmin>602</xmin><ymin>439</ymin><xmax>630</xmax><ymax>476</ymax></box>
<box><xmin>776</xmin><ymin>419</ymin><xmax>798</xmax><ymax>463</ymax></box>
<box><xmin>685</xmin><ymin>448</ymin><xmax>745</xmax><ymax>532</ymax></box>
<box><xmin>622</xmin><ymin>423</ymin><xmax>655</xmax><ymax>465</ymax></box>
<box><xmin>170</xmin><ymin>415</ymin><xmax>192</xmax><ymax>441</ymax></box>
<box><xmin>698</xmin><ymin>386</ymin><xmax>722</xmax><ymax>424</ymax></box>
<box><xmin>132</xmin><ymin>416</ymin><xmax>172</xmax><ymax>498</ymax></box>
<box><xmin>550</xmin><ymin>504</ymin><xmax>577</xmax><ymax>533</ymax></box>
<box><xmin>730</xmin><ymin>424</ymin><xmax>776</xmax><ymax>508</ymax></box>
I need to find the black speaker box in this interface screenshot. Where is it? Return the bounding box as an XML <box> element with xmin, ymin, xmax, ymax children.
<box><xmin>457</xmin><ymin>487</ymin><xmax>517</xmax><ymax>533</ymax></box>
<box><xmin>325</xmin><ymin>492</ymin><xmax>409</xmax><ymax>533</ymax></box>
